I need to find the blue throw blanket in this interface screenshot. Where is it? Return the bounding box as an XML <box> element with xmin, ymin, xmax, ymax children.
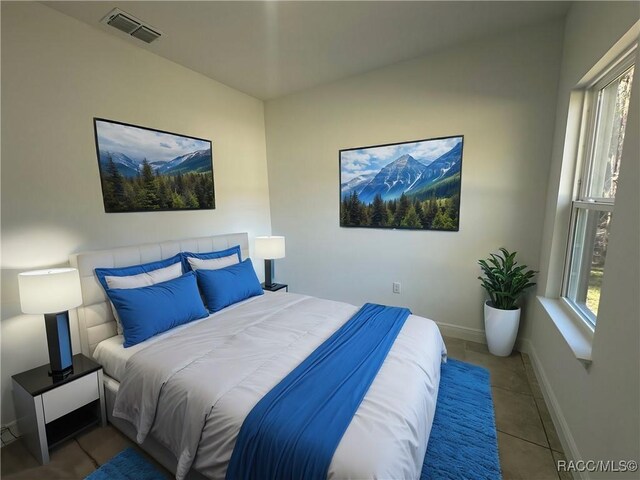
<box><xmin>226</xmin><ymin>303</ymin><xmax>411</xmax><ymax>480</ymax></box>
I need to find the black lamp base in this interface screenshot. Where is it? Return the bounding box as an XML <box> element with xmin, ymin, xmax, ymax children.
<box><xmin>48</xmin><ymin>367</ymin><xmax>74</xmax><ymax>381</ymax></box>
<box><xmin>264</xmin><ymin>259</ymin><xmax>276</xmax><ymax>288</ymax></box>
<box><xmin>44</xmin><ymin>311</ymin><xmax>74</xmax><ymax>379</ymax></box>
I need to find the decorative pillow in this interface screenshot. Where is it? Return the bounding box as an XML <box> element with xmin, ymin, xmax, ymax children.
<box><xmin>106</xmin><ymin>272</ymin><xmax>208</xmax><ymax>347</ymax></box>
<box><xmin>95</xmin><ymin>255</ymin><xmax>183</xmax><ymax>334</ymax></box>
<box><xmin>181</xmin><ymin>245</ymin><xmax>242</xmax><ymax>272</ymax></box>
<box><xmin>195</xmin><ymin>259</ymin><xmax>263</xmax><ymax>313</ymax></box>
<box><xmin>187</xmin><ymin>253</ymin><xmax>239</xmax><ymax>271</ymax></box>
<box><xmin>105</xmin><ymin>262</ymin><xmax>182</xmax><ymax>289</ymax></box>
<box><xmin>95</xmin><ymin>254</ymin><xmax>183</xmax><ymax>290</ymax></box>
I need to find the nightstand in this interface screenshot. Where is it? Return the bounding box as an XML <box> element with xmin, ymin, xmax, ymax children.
<box><xmin>262</xmin><ymin>282</ymin><xmax>288</xmax><ymax>293</ymax></box>
<box><xmin>12</xmin><ymin>354</ymin><xmax>106</xmax><ymax>464</ymax></box>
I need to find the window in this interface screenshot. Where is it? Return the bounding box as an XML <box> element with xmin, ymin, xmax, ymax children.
<box><xmin>563</xmin><ymin>50</ymin><xmax>635</xmax><ymax>327</ymax></box>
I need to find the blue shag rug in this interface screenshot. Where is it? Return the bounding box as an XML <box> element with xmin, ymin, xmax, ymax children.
<box><xmin>85</xmin><ymin>447</ymin><xmax>166</xmax><ymax>480</ymax></box>
<box><xmin>87</xmin><ymin>358</ymin><xmax>499</xmax><ymax>480</ymax></box>
<box><xmin>421</xmin><ymin>358</ymin><xmax>501</xmax><ymax>479</ymax></box>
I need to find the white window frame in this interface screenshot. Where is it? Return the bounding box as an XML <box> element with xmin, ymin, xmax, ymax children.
<box><xmin>561</xmin><ymin>46</ymin><xmax>636</xmax><ymax>329</ymax></box>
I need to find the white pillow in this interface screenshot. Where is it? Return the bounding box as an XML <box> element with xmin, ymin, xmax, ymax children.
<box><xmin>105</xmin><ymin>262</ymin><xmax>183</xmax><ymax>334</ymax></box>
<box><xmin>186</xmin><ymin>253</ymin><xmax>239</xmax><ymax>271</ymax></box>
<box><xmin>105</xmin><ymin>262</ymin><xmax>182</xmax><ymax>289</ymax></box>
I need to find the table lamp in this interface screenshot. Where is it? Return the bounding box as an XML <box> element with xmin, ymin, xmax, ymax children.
<box><xmin>18</xmin><ymin>268</ymin><xmax>82</xmax><ymax>379</ymax></box>
<box><xmin>255</xmin><ymin>236</ymin><xmax>285</xmax><ymax>288</ymax></box>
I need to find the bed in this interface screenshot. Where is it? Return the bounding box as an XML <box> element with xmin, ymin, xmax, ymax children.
<box><xmin>69</xmin><ymin>233</ymin><xmax>446</xmax><ymax>480</ymax></box>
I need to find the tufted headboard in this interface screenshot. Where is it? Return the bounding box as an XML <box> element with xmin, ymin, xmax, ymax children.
<box><xmin>69</xmin><ymin>233</ymin><xmax>250</xmax><ymax>358</ymax></box>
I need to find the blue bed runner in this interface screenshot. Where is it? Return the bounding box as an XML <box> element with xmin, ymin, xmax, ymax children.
<box><xmin>226</xmin><ymin>303</ymin><xmax>411</xmax><ymax>480</ymax></box>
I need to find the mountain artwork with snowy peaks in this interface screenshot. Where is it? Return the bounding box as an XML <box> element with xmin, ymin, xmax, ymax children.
<box><xmin>98</xmin><ymin>149</ymin><xmax>212</xmax><ymax>178</ymax></box>
<box><xmin>340</xmin><ymin>136</ymin><xmax>463</xmax><ymax>231</ymax></box>
<box><xmin>94</xmin><ymin>119</ymin><xmax>215</xmax><ymax>213</ymax></box>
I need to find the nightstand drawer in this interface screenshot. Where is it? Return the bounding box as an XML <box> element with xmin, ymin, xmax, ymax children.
<box><xmin>42</xmin><ymin>373</ymin><xmax>99</xmax><ymax>423</ymax></box>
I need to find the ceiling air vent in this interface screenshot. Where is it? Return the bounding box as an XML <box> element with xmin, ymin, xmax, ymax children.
<box><xmin>131</xmin><ymin>26</ymin><xmax>161</xmax><ymax>44</ymax></box>
<box><xmin>106</xmin><ymin>12</ymin><xmax>139</xmax><ymax>34</ymax></box>
<box><xmin>100</xmin><ymin>8</ymin><xmax>163</xmax><ymax>43</ymax></box>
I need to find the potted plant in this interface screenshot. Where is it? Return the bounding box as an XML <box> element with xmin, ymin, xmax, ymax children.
<box><xmin>478</xmin><ymin>248</ymin><xmax>536</xmax><ymax>356</ymax></box>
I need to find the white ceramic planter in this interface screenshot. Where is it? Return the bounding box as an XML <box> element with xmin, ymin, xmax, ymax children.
<box><xmin>484</xmin><ymin>301</ymin><xmax>521</xmax><ymax>356</ymax></box>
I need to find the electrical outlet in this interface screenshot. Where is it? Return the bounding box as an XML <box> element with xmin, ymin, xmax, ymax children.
<box><xmin>393</xmin><ymin>282</ymin><xmax>401</xmax><ymax>294</ymax></box>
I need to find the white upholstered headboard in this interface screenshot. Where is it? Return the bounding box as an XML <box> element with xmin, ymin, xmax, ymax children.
<box><xmin>69</xmin><ymin>233</ymin><xmax>250</xmax><ymax>358</ymax></box>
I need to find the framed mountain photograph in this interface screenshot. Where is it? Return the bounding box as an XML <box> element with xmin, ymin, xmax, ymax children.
<box><xmin>93</xmin><ymin>118</ymin><xmax>215</xmax><ymax>213</ymax></box>
<box><xmin>340</xmin><ymin>135</ymin><xmax>463</xmax><ymax>231</ymax></box>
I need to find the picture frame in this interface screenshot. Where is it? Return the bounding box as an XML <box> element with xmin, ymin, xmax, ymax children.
<box><xmin>340</xmin><ymin>135</ymin><xmax>463</xmax><ymax>231</ymax></box>
<box><xmin>93</xmin><ymin>118</ymin><xmax>215</xmax><ymax>213</ymax></box>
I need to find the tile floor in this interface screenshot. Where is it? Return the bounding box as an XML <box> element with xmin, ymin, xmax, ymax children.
<box><xmin>1</xmin><ymin>337</ymin><xmax>567</xmax><ymax>479</ymax></box>
<box><xmin>444</xmin><ymin>336</ymin><xmax>569</xmax><ymax>480</ymax></box>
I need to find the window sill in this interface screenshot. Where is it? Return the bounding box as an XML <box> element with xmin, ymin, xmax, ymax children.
<box><xmin>537</xmin><ymin>296</ymin><xmax>593</xmax><ymax>366</ymax></box>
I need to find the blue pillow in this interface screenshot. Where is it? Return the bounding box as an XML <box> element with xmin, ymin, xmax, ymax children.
<box><xmin>106</xmin><ymin>272</ymin><xmax>209</xmax><ymax>347</ymax></box>
<box><xmin>181</xmin><ymin>245</ymin><xmax>242</xmax><ymax>272</ymax></box>
<box><xmin>95</xmin><ymin>254</ymin><xmax>183</xmax><ymax>291</ymax></box>
<box><xmin>195</xmin><ymin>259</ymin><xmax>263</xmax><ymax>313</ymax></box>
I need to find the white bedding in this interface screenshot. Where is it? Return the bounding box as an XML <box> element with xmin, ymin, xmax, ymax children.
<box><xmin>93</xmin><ymin>335</ymin><xmax>130</xmax><ymax>381</ymax></box>
<box><xmin>94</xmin><ymin>319</ymin><xmax>208</xmax><ymax>381</ymax></box>
<box><xmin>94</xmin><ymin>293</ymin><xmax>275</xmax><ymax>381</ymax></box>
<box><xmin>106</xmin><ymin>292</ymin><xmax>446</xmax><ymax>480</ymax></box>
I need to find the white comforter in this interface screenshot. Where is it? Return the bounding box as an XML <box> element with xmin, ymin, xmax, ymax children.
<box><xmin>112</xmin><ymin>292</ymin><xmax>446</xmax><ymax>480</ymax></box>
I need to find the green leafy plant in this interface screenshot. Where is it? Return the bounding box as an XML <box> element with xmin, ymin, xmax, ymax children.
<box><xmin>478</xmin><ymin>248</ymin><xmax>537</xmax><ymax>310</ymax></box>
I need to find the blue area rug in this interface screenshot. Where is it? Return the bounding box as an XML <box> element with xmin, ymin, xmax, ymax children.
<box><xmin>85</xmin><ymin>447</ymin><xmax>167</xmax><ymax>480</ymax></box>
<box><xmin>421</xmin><ymin>358</ymin><xmax>501</xmax><ymax>479</ymax></box>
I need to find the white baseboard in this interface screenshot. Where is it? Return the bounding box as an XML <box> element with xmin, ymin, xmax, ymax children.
<box><xmin>518</xmin><ymin>339</ymin><xmax>585</xmax><ymax>480</ymax></box>
<box><xmin>435</xmin><ymin>321</ymin><xmax>486</xmax><ymax>344</ymax></box>
<box><xmin>438</xmin><ymin>324</ymin><xmax>540</xmax><ymax>354</ymax></box>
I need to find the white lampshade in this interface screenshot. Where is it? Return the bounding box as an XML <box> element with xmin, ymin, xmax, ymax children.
<box><xmin>18</xmin><ymin>268</ymin><xmax>82</xmax><ymax>314</ymax></box>
<box><xmin>255</xmin><ymin>236</ymin><xmax>286</xmax><ymax>259</ymax></box>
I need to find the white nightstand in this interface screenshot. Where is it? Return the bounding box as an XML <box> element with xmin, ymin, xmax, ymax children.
<box><xmin>12</xmin><ymin>354</ymin><xmax>106</xmax><ymax>464</ymax></box>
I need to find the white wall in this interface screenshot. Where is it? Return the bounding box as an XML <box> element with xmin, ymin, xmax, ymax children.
<box><xmin>264</xmin><ymin>21</ymin><xmax>564</xmax><ymax>340</ymax></box>
<box><xmin>0</xmin><ymin>3</ymin><xmax>271</xmax><ymax>425</ymax></box>
<box><xmin>526</xmin><ymin>2</ymin><xmax>639</xmax><ymax>476</ymax></box>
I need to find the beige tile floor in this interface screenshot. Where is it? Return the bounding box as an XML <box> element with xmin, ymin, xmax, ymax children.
<box><xmin>1</xmin><ymin>337</ymin><xmax>566</xmax><ymax>479</ymax></box>
<box><xmin>444</xmin><ymin>336</ymin><xmax>567</xmax><ymax>480</ymax></box>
